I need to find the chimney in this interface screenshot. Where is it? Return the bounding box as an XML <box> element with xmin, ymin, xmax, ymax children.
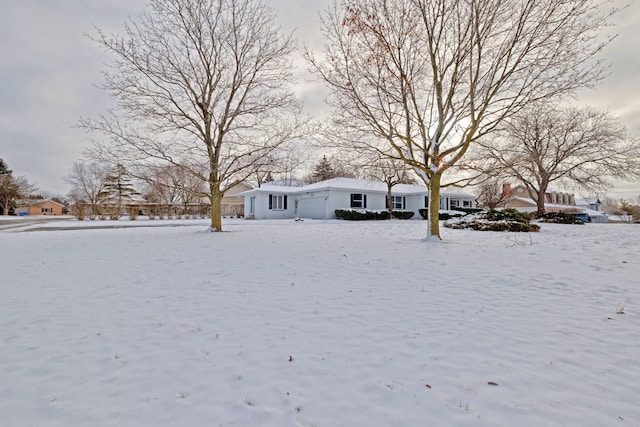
<box><xmin>502</xmin><ymin>183</ymin><xmax>512</xmax><ymax>199</ymax></box>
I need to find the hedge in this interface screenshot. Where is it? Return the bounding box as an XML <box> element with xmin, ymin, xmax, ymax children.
<box><xmin>418</xmin><ymin>208</ymin><xmax>465</xmax><ymax>221</ymax></box>
<box><xmin>335</xmin><ymin>209</ymin><xmax>391</xmax><ymax>221</ymax></box>
<box><xmin>391</xmin><ymin>210</ymin><xmax>415</xmax><ymax>219</ymax></box>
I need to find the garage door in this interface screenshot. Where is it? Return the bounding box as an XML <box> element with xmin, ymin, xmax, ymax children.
<box><xmin>298</xmin><ymin>197</ymin><xmax>327</xmax><ymax>219</ymax></box>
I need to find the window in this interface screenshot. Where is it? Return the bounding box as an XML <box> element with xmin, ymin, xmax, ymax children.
<box><xmin>450</xmin><ymin>199</ymin><xmax>460</xmax><ymax>208</ymax></box>
<box><xmin>392</xmin><ymin>195</ymin><xmax>405</xmax><ymax>210</ymax></box>
<box><xmin>268</xmin><ymin>194</ymin><xmax>287</xmax><ymax>210</ymax></box>
<box><xmin>41</xmin><ymin>207</ymin><xmax>52</xmax><ymax>213</ymax></box>
<box><xmin>350</xmin><ymin>193</ymin><xmax>367</xmax><ymax>208</ymax></box>
<box><xmin>249</xmin><ymin>196</ymin><xmax>255</xmax><ymax>214</ymax></box>
<box><xmin>463</xmin><ymin>200</ymin><xmax>472</xmax><ymax>208</ymax></box>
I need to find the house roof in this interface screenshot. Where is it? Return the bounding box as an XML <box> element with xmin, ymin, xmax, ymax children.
<box><xmin>15</xmin><ymin>198</ymin><xmax>65</xmax><ymax>207</ymax></box>
<box><xmin>240</xmin><ymin>177</ymin><xmax>475</xmax><ymax>199</ymax></box>
<box><xmin>508</xmin><ymin>196</ymin><xmax>584</xmax><ymax>211</ymax></box>
<box><xmin>584</xmin><ymin>208</ymin><xmax>606</xmax><ymax>217</ymax></box>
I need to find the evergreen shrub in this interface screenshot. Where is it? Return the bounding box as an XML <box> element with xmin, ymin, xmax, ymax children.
<box><xmin>335</xmin><ymin>209</ymin><xmax>390</xmax><ymax>220</ymax></box>
<box><xmin>418</xmin><ymin>208</ymin><xmax>466</xmax><ymax>220</ymax></box>
<box><xmin>537</xmin><ymin>212</ymin><xmax>584</xmax><ymax>224</ymax></box>
<box><xmin>444</xmin><ymin>208</ymin><xmax>540</xmax><ymax>232</ymax></box>
<box><xmin>391</xmin><ymin>210</ymin><xmax>415</xmax><ymax>219</ymax></box>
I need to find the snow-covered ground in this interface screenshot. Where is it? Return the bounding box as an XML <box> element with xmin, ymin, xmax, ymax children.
<box><xmin>1</xmin><ymin>218</ymin><xmax>639</xmax><ymax>426</ymax></box>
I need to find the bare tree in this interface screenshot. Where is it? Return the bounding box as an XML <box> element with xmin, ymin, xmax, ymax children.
<box><xmin>476</xmin><ymin>104</ymin><xmax>639</xmax><ymax>214</ymax></box>
<box><xmin>0</xmin><ymin>175</ymin><xmax>35</xmax><ymax>216</ymax></box>
<box><xmin>142</xmin><ymin>163</ymin><xmax>207</xmax><ymax>208</ymax></box>
<box><xmin>250</xmin><ymin>145</ymin><xmax>308</xmax><ymax>187</ymax></box>
<box><xmin>352</xmin><ymin>150</ymin><xmax>417</xmax><ymax>216</ymax></box>
<box><xmin>65</xmin><ymin>161</ymin><xmax>108</xmax><ymax>219</ymax></box>
<box><xmin>271</xmin><ymin>146</ymin><xmax>309</xmax><ymax>186</ymax></box>
<box><xmin>475</xmin><ymin>180</ymin><xmax>505</xmax><ymax>209</ymax></box>
<box><xmin>308</xmin><ymin>0</ymin><xmax>618</xmax><ymax>238</ymax></box>
<box><xmin>0</xmin><ymin>160</ymin><xmax>36</xmax><ymax>215</ymax></box>
<box><xmin>81</xmin><ymin>0</ymin><xmax>303</xmax><ymax>231</ymax></box>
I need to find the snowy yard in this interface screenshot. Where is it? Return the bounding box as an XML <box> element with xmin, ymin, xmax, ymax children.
<box><xmin>1</xmin><ymin>218</ymin><xmax>639</xmax><ymax>426</ymax></box>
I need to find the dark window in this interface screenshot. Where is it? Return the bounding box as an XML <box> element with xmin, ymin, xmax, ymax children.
<box><xmin>269</xmin><ymin>194</ymin><xmax>287</xmax><ymax>210</ymax></box>
<box><xmin>350</xmin><ymin>193</ymin><xmax>367</xmax><ymax>208</ymax></box>
<box><xmin>392</xmin><ymin>196</ymin><xmax>405</xmax><ymax>210</ymax></box>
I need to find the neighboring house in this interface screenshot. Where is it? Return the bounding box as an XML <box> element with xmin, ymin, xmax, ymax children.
<box><xmin>575</xmin><ymin>198</ymin><xmax>602</xmax><ymax>212</ymax></box>
<box><xmin>575</xmin><ymin>197</ymin><xmax>608</xmax><ymax>223</ymax></box>
<box><xmin>14</xmin><ymin>199</ymin><xmax>65</xmax><ymax>216</ymax></box>
<box><xmin>500</xmin><ymin>184</ymin><xmax>607</xmax><ymax>223</ymax></box>
<box><xmin>240</xmin><ymin>177</ymin><xmax>476</xmax><ymax>220</ymax></box>
<box><xmin>221</xmin><ymin>182</ymin><xmax>254</xmax><ymax>217</ymax></box>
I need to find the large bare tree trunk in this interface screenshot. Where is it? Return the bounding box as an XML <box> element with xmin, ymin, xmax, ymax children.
<box><xmin>210</xmin><ymin>182</ymin><xmax>223</xmax><ymax>231</ymax></box>
<box><xmin>428</xmin><ymin>174</ymin><xmax>442</xmax><ymax>239</ymax></box>
<box><xmin>535</xmin><ymin>190</ymin><xmax>547</xmax><ymax>216</ymax></box>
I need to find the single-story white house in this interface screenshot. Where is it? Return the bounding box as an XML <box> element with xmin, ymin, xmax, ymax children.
<box><xmin>240</xmin><ymin>177</ymin><xmax>476</xmax><ymax>220</ymax></box>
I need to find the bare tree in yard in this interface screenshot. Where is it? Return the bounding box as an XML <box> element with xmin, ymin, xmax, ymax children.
<box><xmin>81</xmin><ymin>0</ymin><xmax>303</xmax><ymax>231</ymax></box>
<box><xmin>308</xmin><ymin>0</ymin><xmax>618</xmax><ymax>238</ymax></box>
<box><xmin>65</xmin><ymin>161</ymin><xmax>107</xmax><ymax>219</ymax></box>
<box><xmin>476</xmin><ymin>104</ymin><xmax>639</xmax><ymax>214</ymax></box>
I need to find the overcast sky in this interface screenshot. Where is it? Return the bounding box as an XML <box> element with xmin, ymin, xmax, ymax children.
<box><xmin>1</xmin><ymin>0</ymin><xmax>638</xmax><ymax>198</ymax></box>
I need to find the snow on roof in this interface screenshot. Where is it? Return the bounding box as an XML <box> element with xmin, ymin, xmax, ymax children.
<box><xmin>509</xmin><ymin>196</ymin><xmax>584</xmax><ymax>211</ymax></box>
<box><xmin>575</xmin><ymin>198</ymin><xmax>600</xmax><ymax>206</ymax></box>
<box><xmin>239</xmin><ymin>177</ymin><xmax>475</xmax><ymax>198</ymax></box>
<box><xmin>584</xmin><ymin>208</ymin><xmax>606</xmax><ymax>217</ymax></box>
<box><xmin>15</xmin><ymin>198</ymin><xmax>66</xmax><ymax>207</ymax></box>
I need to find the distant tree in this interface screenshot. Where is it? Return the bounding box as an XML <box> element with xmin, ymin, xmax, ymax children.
<box><xmin>309</xmin><ymin>0</ymin><xmax>619</xmax><ymax>238</ymax></box>
<box><xmin>475</xmin><ymin>180</ymin><xmax>505</xmax><ymax>209</ymax></box>
<box><xmin>602</xmin><ymin>197</ymin><xmax>621</xmax><ymax>215</ymax></box>
<box><xmin>97</xmin><ymin>164</ymin><xmax>141</xmax><ymax>212</ymax></box>
<box><xmin>355</xmin><ymin>151</ymin><xmax>417</xmax><ymax>216</ymax></box>
<box><xmin>142</xmin><ymin>163</ymin><xmax>206</xmax><ymax>207</ymax></box>
<box><xmin>0</xmin><ymin>160</ymin><xmax>36</xmax><ymax>215</ymax></box>
<box><xmin>250</xmin><ymin>146</ymin><xmax>308</xmax><ymax>187</ymax></box>
<box><xmin>618</xmin><ymin>199</ymin><xmax>637</xmax><ymax>224</ymax></box>
<box><xmin>310</xmin><ymin>155</ymin><xmax>338</xmax><ymax>183</ymax></box>
<box><xmin>275</xmin><ymin>147</ymin><xmax>308</xmax><ymax>186</ymax></box>
<box><xmin>476</xmin><ymin>104</ymin><xmax>639</xmax><ymax>214</ymax></box>
<box><xmin>0</xmin><ymin>158</ymin><xmax>12</xmax><ymax>176</ymax></box>
<box><xmin>81</xmin><ymin>0</ymin><xmax>303</xmax><ymax>232</ymax></box>
<box><xmin>66</xmin><ymin>161</ymin><xmax>108</xmax><ymax>219</ymax></box>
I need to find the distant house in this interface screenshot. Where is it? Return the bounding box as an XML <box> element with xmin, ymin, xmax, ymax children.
<box><xmin>14</xmin><ymin>199</ymin><xmax>65</xmax><ymax>216</ymax></box>
<box><xmin>500</xmin><ymin>184</ymin><xmax>607</xmax><ymax>223</ymax></box>
<box><xmin>575</xmin><ymin>198</ymin><xmax>602</xmax><ymax>212</ymax></box>
<box><xmin>240</xmin><ymin>177</ymin><xmax>476</xmax><ymax>220</ymax></box>
<box><xmin>221</xmin><ymin>182</ymin><xmax>254</xmax><ymax>217</ymax></box>
<box><xmin>574</xmin><ymin>197</ymin><xmax>608</xmax><ymax>223</ymax></box>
